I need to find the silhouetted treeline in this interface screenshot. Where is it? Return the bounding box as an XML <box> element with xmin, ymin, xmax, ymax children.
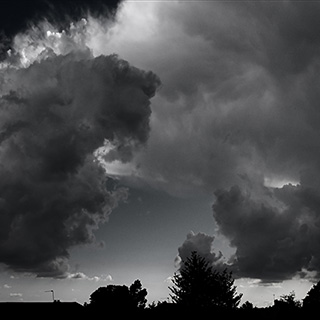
<box><xmin>1</xmin><ymin>251</ymin><xmax>320</xmax><ymax>318</ymax></box>
<box><xmin>81</xmin><ymin>252</ymin><xmax>320</xmax><ymax>318</ymax></box>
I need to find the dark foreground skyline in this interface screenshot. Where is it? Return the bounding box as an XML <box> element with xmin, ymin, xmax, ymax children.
<box><xmin>0</xmin><ymin>270</ymin><xmax>319</xmax><ymax>319</ymax></box>
<box><xmin>1</xmin><ymin>0</ymin><xmax>320</xmax><ymax>307</ymax></box>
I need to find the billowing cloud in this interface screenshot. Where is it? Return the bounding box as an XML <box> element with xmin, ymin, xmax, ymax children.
<box><xmin>0</xmin><ymin>18</ymin><xmax>160</xmax><ymax>277</ymax></box>
<box><xmin>213</xmin><ymin>179</ymin><xmax>320</xmax><ymax>282</ymax></box>
<box><xmin>94</xmin><ymin>1</ymin><xmax>320</xmax><ymax>193</ymax></box>
<box><xmin>67</xmin><ymin>272</ymin><xmax>113</xmax><ymax>282</ymax></box>
<box><xmin>176</xmin><ymin>231</ymin><xmax>225</xmax><ymax>270</ymax></box>
<box><xmin>3</xmin><ymin>0</ymin><xmax>320</xmax><ymax>286</ymax></box>
<box><xmin>0</xmin><ymin>0</ymin><xmax>122</xmax><ymax>58</ymax></box>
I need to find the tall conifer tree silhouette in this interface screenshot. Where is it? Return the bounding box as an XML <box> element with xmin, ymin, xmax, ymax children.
<box><xmin>169</xmin><ymin>251</ymin><xmax>242</xmax><ymax>309</ymax></box>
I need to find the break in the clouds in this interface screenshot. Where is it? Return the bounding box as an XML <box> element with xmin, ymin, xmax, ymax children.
<box><xmin>0</xmin><ymin>17</ymin><xmax>160</xmax><ymax>277</ymax></box>
<box><xmin>97</xmin><ymin>1</ymin><xmax>320</xmax><ymax>283</ymax></box>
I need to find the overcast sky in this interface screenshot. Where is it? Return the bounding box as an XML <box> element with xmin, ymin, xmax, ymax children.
<box><xmin>0</xmin><ymin>0</ymin><xmax>320</xmax><ymax>307</ymax></box>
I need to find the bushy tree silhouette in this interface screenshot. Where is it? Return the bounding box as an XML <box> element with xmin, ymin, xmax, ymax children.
<box><xmin>274</xmin><ymin>291</ymin><xmax>301</xmax><ymax>310</ymax></box>
<box><xmin>89</xmin><ymin>285</ymin><xmax>131</xmax><ymax>310</ymax></box>
<box><xmin>129</xmin><ymin>279</ymin><xmax>148</xmax><ymax>309</ymax></box>
<box><xmin>303</xmin><ymin>281</ymin><xmax>320</xmax><ymax>310</ymax></box>
<box><xmin>169</xmin><ymin>251</ymin><xmax>242</xmax><ymax>309</ymax></box>
<box><xmin>88</xmin><ymin>279</ymin><xmax>147</xmax><ymax>312</ymax></box>
<box><xmin>240</xmin><ymin>301</ymin><xmax>254</xmax><ymax>310</ymax></box>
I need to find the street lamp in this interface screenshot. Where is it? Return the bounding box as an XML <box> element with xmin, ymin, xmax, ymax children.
<box><xmin>45</xmin><ymin>290</ymin><xmax>55</xmax><ymax>302</ymax></box>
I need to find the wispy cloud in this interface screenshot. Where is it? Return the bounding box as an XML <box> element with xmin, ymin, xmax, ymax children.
<box><xmin>67</xmin><ymin>272</ymin><xmax>113</xmax><ymax>282</ymax></box>
<box><xmin>9</xmin><ymin>293</ymin><xmax>22</xmax><ymax>298</ymax></box>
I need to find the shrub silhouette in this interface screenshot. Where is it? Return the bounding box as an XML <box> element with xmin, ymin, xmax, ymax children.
<box><xmin>169</xmin><ymin>251</ymin><xmax>242</xmax><ymax>309</ymax></box>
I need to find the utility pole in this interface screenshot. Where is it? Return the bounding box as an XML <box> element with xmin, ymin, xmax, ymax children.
<box><xmin>45</xmin><ymin>290</ymin><xmax>55</xmax><ymax>302</ymax></box>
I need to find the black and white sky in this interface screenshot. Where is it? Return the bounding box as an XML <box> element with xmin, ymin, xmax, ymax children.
<box><xmin>0</xmin><ymin>0</ymin><xmax>320</xmax><ymax>306</ymax></box>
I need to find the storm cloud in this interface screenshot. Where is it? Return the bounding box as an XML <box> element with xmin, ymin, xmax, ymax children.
<box><xmin>0</xmin><ymin>19</ymin><xmax>160</xmax><ymax>277</ymax></box>
<box><xmin>213</xmin><ymin>183</ymin><xmax>320</xmax><ymax>281</ymax></box>
<box><xmin>3</xmin><ymin>0</ymin><xmax>320</xmax><ymax>286</ymax></box>
<box><xmin>98</xmin><ymin>1</ymin><xmax>320</xmax><ymax>283</ymax></box>
<box><xmin>101</xmin><ymin>1</ymin><xmax>320</xmax><ymax>192</ymax></box>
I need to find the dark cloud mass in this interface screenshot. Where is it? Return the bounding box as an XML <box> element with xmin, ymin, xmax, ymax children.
<box><xmin>109</xmin><ymin>1</ymin><xmax>320</xmax><ymax>283</ymax></box>
<box><xmin>0</xmin><ymin>16</ymin><xmax>160</xmax><ymax>277</ymax></box>
<box><xmin>213</xmin><ymin>184</ymin><xmax>320</xmax><ymax>281</ymax></box>
<box><xmin>3</xmin><ymin>0</ymin><xmax>320</xmax><ymax>287</ymax></box>
<box><xmin>207</xmin><ymin>1</ymin><xmax>320</xmax><ymax>282</ymax></box>
<box><xmin>129</xmin><ymin>0</ymin><xmax>320</xmax><ymax>192</ymax></box>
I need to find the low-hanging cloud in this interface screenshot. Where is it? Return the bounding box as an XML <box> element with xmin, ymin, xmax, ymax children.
<box><xmin>213</xmin><ymin>182</ymin><xmax>320</xmax><ymax>282</ymax></box>
<box><xmin>0</xmin><ymin>18</ymin><xmax>160</xmax><ymax>277</ymax></box>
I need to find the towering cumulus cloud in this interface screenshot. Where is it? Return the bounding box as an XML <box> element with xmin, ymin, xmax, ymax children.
<box><xmin>0</xmin><ymin>19</ymin><xmax>160</xmax><ymax>277</ymax></box>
